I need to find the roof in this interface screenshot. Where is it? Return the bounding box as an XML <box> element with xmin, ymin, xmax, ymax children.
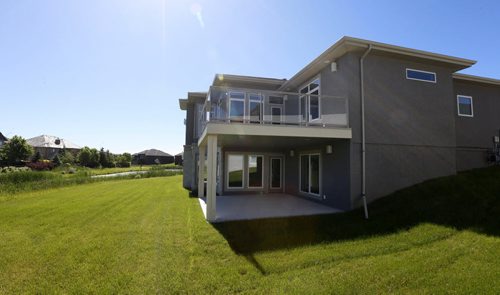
<box><xmin>134</xmin><ymin>149</ymin><xmax>173</xmax><ymax>157</ymax></box>
<box><xmin>212</xmin><ymin>74</ymin><xmax>286</xmax><ymax>87</ymax></box>
<box><xmin>280</xmin><ymin>36</ymin><xmax>477</xmax><ymax>90</ymax></box>
<box><xmin>179</xmin><ymin>92</ymin><xmax>207</xmax><ymax>110</ymax></box>
<box><xmin>175</xmin><ymin>152</ymin><xmax>183</xmax><ymax>157</ymax></box>
<box><xmin>26</xmin><ymin>135</ymin><xmax>81</xmax><ymax>149</ymax></box>
<box><xmin>453</xmin><ymin>73</ymin><xmax>500</xmax><ymax>86</ymax></box>
<box><xmin>0</xmin><ymin>132</ymin><xmax>7</xmax><ymax>141</ymax></box>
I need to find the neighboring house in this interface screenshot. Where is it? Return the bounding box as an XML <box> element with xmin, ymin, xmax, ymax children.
<box><xmin>132</xmin><ymin>149</ymin><xmax>174</xmax><ymax>165</ymax></box>
<box><xmin>0</xmin><ymin>132</ymin><xmax>7</xmax><ymax>147</ymax></box>
<box><xmin>179</xmin><ymin>36</ymin><xmax>500</xmax><ymax>222</ymax></box>
<box><xmin>26</xmin><ymin>135</ymin><xmax>81</xmax><ymax>160</ymax></box>
<box><xmin>174</xmin><ymin>152</ymin><xmax>183</xmax><ymax>166</ymax></box>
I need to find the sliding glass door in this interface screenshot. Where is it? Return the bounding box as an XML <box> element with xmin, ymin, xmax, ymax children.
<box><xmin>300</xmin><ymin>154</ymin><xmax>320</xmax><ymax>196</ymax></box>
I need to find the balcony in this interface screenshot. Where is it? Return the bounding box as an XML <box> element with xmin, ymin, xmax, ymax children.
<box><xmin>196</xmin><ymin>86</ymin><xmax>350</xmax><ymax>143</ymax></box>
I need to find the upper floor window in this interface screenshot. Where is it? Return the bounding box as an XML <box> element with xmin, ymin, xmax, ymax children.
<box><xmin>300</xmin><ymin>78</ymin><xmax>321</xmax><ymax>122</ymax></box>
<box><xmin>457</xmin><ymin>95</ymin><xmax>473</xmax><ymax>117</ymax></box>
<box><xmin>406</xmin><ymin>69</ymin><xmax>436</xmax><ymax>83</ymax></box>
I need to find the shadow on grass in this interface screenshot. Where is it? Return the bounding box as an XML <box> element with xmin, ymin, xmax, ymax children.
<box><xmin>213</xmin><ymin>166</ymin><xmax>500</xmax><ymax>258</ymax></box>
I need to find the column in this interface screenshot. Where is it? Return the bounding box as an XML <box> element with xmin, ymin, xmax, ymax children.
<box><xmin>198</xmin><ymin>145</ymin><xmax>205</xmax><ymax>198</ymax></box>
<box><xmin>206</xmin><ymin>135</ymin><xmax>218</xmax><ymax>222</ymax></box>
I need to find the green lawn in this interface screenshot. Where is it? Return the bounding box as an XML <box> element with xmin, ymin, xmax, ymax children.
<box><xmin>0</xmin><ymin>170</ymin><xmax>499</xmax><ymax>293</ymax></box>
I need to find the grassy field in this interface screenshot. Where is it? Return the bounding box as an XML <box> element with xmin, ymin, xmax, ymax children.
<box><xmin>0</xmin><ymin>169</ymin><xmax>499</xmax><ymax>293</ymax></box>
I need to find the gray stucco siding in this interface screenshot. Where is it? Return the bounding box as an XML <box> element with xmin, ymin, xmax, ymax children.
<box><xmin>453</xmin><ymin>80</ymin><xmax>500</xmax><ymax>171</ymax></box>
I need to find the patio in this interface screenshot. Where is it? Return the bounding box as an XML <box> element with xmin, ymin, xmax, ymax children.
<box><xmin>198</xmin><ymin>193</ymin><xmax>342</xmax><ymax>222</ymax></box>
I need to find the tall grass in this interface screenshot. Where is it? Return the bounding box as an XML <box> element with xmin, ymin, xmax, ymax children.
<box><xmin>0</xmin><ymin>169</ymin><xmax>182</xmax><ymax>195</ymax></box>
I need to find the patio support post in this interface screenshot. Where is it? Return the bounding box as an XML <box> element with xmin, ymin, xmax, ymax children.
<box><xmin>206</xmin><ymin>134</ymin><xmax>218</xmax><ymax>222</ymax></box>
<box><xmin>198</xmin><ymin>145</ymin><xmax>206</xmax><ymax>198</ymax></box>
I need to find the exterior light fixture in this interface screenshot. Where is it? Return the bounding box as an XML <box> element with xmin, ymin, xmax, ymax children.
<box><xmin>326</xmin><ymin>145</ymin><xmax>333</xmax><ymax>154</ymax></box>
<box><xmin>290</xmin><ymin>150</ymin><xmax>295</xmax><ymax>157</ymax></box>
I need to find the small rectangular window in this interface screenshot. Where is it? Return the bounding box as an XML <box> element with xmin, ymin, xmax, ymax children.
<box><xmin>457</xmin><ymin>95</ymin><xmax>473</xmax><ymax>117</ymax></box>
<box><xmin>406</xmin><ymin>69</ymin><xmax>436</xmax><ymax>83</ymax></box>
<box><xmin>268</xmin><ymin>95</ymin><xmax>283</xmax><ymax>104</ymax></box>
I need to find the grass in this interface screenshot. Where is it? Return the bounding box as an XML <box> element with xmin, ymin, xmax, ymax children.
<box><xmin>0</xmin><ymin>168</ymin><xmax>499</xmax><ymax>293</ymax></box>
<box><xmin>0</xmin><ymin>168</ymin><xmax>182</xmax><ymax>196</ymax></box>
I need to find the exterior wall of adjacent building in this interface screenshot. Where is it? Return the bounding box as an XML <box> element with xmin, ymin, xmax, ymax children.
<box><xmin>453</xmin><ymin>79</ymin><xmax>500</xmax><ymax>171</ymax></box>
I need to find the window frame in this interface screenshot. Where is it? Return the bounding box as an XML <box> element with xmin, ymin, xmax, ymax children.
<box><xmin>269</xmin><ymin>157</ymin><xmax>282</xmax><ymax>189</ymax></box>
<box><xmin>405</xmin><ymin>68</ymin><xmax>437</xmax><ymax>83</ymax></box>
<box><xmin>457</xmin><ymin>95</ymin><xmax>474</xmax><ymax>117</ymax></box>
<box><xmin>299</xmin><ymin>153</ymin><xmax>321</xmax><ymax>198</ymax></box>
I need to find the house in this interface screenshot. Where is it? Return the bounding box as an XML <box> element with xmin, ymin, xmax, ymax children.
<box><xmin>174</xmin><ymin>152</ymin><xmax>183</xmax><ymax>165</ymax></box>
<box><xmin>26</xmin><ymin>135</ymin><xmax>81</xmax><ymax>160</ymax></box>
<box><xmin>179</xmin><ymin>36</ymin><xmax>500</xmax><ymax>222</ymax></box>
<box><xmin>0</xmin><ymin>132</ymin><xmax>7</xmax><ymax>147</ymax></box>
<box><xmin>132</xmin><ymin>149</ymin><xmax>174</xmax><ymax>165</ymax></box>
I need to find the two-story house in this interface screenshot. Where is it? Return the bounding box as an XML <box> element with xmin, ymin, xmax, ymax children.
<box><xmin>179</xmin><ymin>36</ymin><xmax>500</xmax><ymax>222</ymax></box>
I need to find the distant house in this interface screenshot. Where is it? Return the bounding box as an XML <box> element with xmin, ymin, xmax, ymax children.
<box><xmin>132</xmin><ymin>149</ymin><xmax>174</xmax><ymax>165</ymax></box>
<box><xmin>174</xmin><ymin>152</ymin><xmax>183</xmax><ymax>165</ymax></box>
<box><xmin>0</xmin><ymin>132</ymin><xmax>7</xmax><ymax>147</ymax></box>
<box><xmin>26</xmin><ymin>135</ymin><xmax>81</xmax><ymax>160</ymax></box>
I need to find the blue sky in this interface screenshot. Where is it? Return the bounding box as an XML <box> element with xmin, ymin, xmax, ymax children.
<box><xmin>1</xmin><ymin>0</ymin><xmax>499</xmax><ymax>154</ymax></box>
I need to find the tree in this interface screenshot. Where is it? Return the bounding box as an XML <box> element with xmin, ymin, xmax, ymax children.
<box><xmin>99</xmin><ymin>148</ymin><xmax>109</xmax><ymax>168</ymax></box>
<box><xmin>0</xmin><ymin>135</ymin><xmax>34</xmax><ymax>166</ymax></box>
<box><xmin>32</xmin><ymin>151</ymin><xmax>42</xmax><ymax>163</ymax></box>
<box><xmin>59</xmin><ymin>148</ymin><xmax>74</xmax><ymax>164</ymax></box>
<box><xmin>52</xmin><ymin>154</ymin><xmax>61</xmax><ymax>166</ymax></box>
<box><xmin>77</xmin><ymin>146</ymin><xmax>100</xmax><ymax>168</ymax></box>
<box><xmin>116</xmin><ymin>153</ymin><xmax>132</xmax><ymax>167</ymax></box>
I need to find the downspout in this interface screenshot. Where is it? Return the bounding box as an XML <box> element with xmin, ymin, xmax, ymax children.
<box><xmin>360</xmin><ymin>45</ymin><xmax>372</xmax><ymax>219</ymax></box>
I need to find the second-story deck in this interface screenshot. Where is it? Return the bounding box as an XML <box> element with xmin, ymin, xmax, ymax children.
<box><xmin>196</xmin><ymin>86</ymin><xmax>351</xmax><ymax>145</ymax></box>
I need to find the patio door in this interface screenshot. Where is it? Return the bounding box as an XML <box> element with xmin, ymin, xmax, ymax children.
<box><xmin>269</xmin><ymin>157</ymin><xmax>283</xmax><ymax>192</ymax></box>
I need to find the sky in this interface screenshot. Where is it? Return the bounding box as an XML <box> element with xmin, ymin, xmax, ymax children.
<box><xmin>1</xmin><ymin>0</ymin><xmax>499</xmax><ymax>154</ymax></box>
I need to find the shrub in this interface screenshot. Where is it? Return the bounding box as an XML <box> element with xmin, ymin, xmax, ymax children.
<box><xmin>0</xmin><ymin>166</ymin><xmax>30</xmax><ymax>173</ymax></box>
<box><xmin>116</xmin><ymin>153</ymin><xmax>132</xmax><ymax>168</ymax></box>
<box><xmin>59</xmin><ymin>149</ymin><xmax>75</xmax><ymax>164</ymax></box>
<box><xmin>26</xmin><ymin>161</ymin><xmax>55</xmax><ymax>171</ymax></box>
<box><xmin>52</xmin><ymin>155</ymin><xmax>62</xmax><ymax>166</ymax></box>
<box><xmin>32</xmin><ymin>151</ymin><xmax>42</xmax><ymax>163</ymax></box>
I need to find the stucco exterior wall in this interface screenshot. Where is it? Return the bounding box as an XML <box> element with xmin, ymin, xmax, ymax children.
<box><xmin>453</xmin><ymin>80</ymin><xmax>500</xmax><ymax>171</ymax></box>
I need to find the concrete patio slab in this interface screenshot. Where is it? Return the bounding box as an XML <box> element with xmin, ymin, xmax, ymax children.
<box><xmin>198</xmin><ymin>193</ymin><xmax>341</xmax><ymax>222</ymax></box>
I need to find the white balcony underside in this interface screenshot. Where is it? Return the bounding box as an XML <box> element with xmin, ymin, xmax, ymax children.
<box><xmin>198</xmin><ymin>122</ymin><xmax>352</xmax><ymax>146</ymax></box>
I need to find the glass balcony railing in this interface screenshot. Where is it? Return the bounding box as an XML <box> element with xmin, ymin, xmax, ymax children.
<box><xmin>197</xmin><ymin>86</ymin><xmax>349</xmax><ymax>138</ymax></box>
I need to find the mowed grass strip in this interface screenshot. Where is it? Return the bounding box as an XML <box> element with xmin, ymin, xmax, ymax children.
<box><xmin>0</xmin><ymin>173</ymin><xmax>499</xmax><ymax>293</ymax></box>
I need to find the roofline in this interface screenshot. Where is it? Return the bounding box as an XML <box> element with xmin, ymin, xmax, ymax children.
<box><xmin>212</xmin><ymin>74</ymin><xmax>286</xmax><ymax>86</ymax></box>
<box><xmin>280</xmin><ymin>36</ymin><xmax>477</xmax><ymax>90</ymax></box>
<box><xmin>453</xmin><ymin>73</ymin><xmax>500</xmax><ymax>86</ymax></box>
<box><xmin>179</xmin><ymin>98</ymin><xmax>188</xmax><ymax>110</ymax></box>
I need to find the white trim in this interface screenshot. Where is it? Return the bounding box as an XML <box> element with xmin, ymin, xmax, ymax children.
<box><xmin>269</xmin><ymin>157</ymin><xmax>283</xmax><ymax>189</ymax></box>
<box><xmin>226</xmin><ymin>154</ymin><xmax>244</xmax><ymax>189</ymax></box>
<box><xmin>457</xmin><ymin>95</ymin><xmax>474</xmax><ymax>117</ymax></box>
<box><xmin>299</xmin><ymin>153</ymin><xmax>321</xmax><ymax>198</ymax></box>
<box><xmin>247</xmin><ymin>155</ymin><xmax>264</xmax><ymax>189</ymax></box>
<box><xmin>405</xmin><ymin>68</ymin><xmax>437</xmax><ymax>83</ymax></box>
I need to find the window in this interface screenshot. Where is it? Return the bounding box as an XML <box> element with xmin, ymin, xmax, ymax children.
<box><xmin>227</xmin><ymin>155</ymin><xmax>244</xmax><ymax>188</ymax></box>
<box><xmin>300</xmin><ymin>78</ymin><xmax>321</xmax><ymax>122</ymax></box>
<box><xmin>270</xmin><ymin>158</ymin><xmax>282</xmax><ymax>189</ymax></box>
<box><xmin>271</xmin><ymin>106</ymin><xmax>282</xmax><ymax>124</ymax></box>
<box><xmin>269</xmin><ymin>95</ymin><xmax>284</xmax><ymax>104</ymax></box>
<box><xmin>248</xmin><ymin>93</ymin><xmax>262</xmax><ymax>123</ymax></box>
<box><xmin>247</xmin><ymin>155</ymin><xmax>263</xmax><ymax>188</ymax></box>
<box><xmin>406</xmin><ymin>69</ymin><xmax>436</xmax><ymax>83</ymax></box>
<box><xmin>457</xmin><ymin>95</ymin><xmax>473</xmax><ymax>117</ymax></box>
<box><xmin>229</xmin><ymin>92</ymin><xmax>245</xmax><ymax>121</ymax></box>
<box><xmin>300</xmin><ymin>153</ymin><xmax>320</xmax><ymax>196</ymax></box>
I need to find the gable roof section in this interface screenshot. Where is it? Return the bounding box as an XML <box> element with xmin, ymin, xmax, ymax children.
<box><xmin>134</xmin><ymin>149</ymin><xmax>173</xmax><ymax>157</ymax></box>
<box><xmin>280</xmin><ymin>36</ymin><xmax>477</xmax><ymax>90</ymax></box>
<box><xmin>0</xmin><ymin>132</ymin><xmax>7</xmax><ymax>142</ymax></box>
<box><xmin>453</xmin><ymin>73</ymin><xmax>500</xmax><ymax>86</ymax></box>
<box><xmin>26</xmin><ymin>135</ymin><xmax>81</xmax><ymax>149</ymax></box>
